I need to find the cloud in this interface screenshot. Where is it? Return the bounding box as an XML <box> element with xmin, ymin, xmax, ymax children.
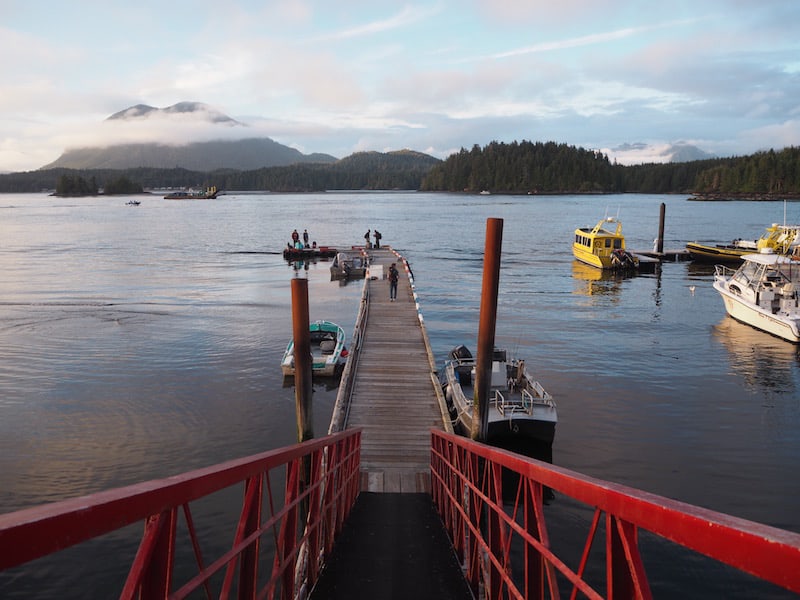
<box><xmin>310</xmin><ymin>4</ymin><xmax>443</xmax><ymax>41</ymax></box>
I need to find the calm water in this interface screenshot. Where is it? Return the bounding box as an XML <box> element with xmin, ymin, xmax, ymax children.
<box><xmin>1</xmin><ymin>192</ymin><xmax>798</xmax><ymax>597</ymax></box>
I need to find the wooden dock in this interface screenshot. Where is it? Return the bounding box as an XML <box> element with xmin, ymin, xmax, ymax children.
<box><xmin>329</xmin><ymin>247</ymin><xmax>452</xmax><ymax>493</ymax></box>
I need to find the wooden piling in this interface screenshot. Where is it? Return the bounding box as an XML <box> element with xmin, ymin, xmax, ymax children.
<box><xmin>657</xmin><ymin>203</ymin><xmax>666</xmax><ymax>254</ymax></box>
<box><xmin>291</xmin><ymin>278</ymin><xmax>314</xmax><ymax>443</ymax></box>
<box><xmin>472</xmin><ymin>218</ymin><xmax>503</xmax><ymax>443</ymax></box>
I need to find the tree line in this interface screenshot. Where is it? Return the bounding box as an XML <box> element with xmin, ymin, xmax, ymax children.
<box><xmin>51</xmin><ymin>174</ymin><xmax>144</xmax><ymax>196</ymax></box>
<box><xmin>2</xmin><ymin>142</ymin><xmax>799</xmax><ymax>197</ymax></box>
<box><xmin>419</xmin><ymin>141</ymin><xmax>800</xmax><ymax>196</ymax></box>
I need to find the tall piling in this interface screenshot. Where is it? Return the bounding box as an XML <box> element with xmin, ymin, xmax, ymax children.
<box><xmin>472</xmin><ymin>218</ymin><xmax>503</xmax><ymax>443</ymax></box>
<box><xmin>657</xmin><ymin>203</ymin><xmax>666</xmax><ymax>254</ymax></box>
<box><xmin>291</xmin><ymin>278</ymin><xmax>314</xmax><ymax>443</ymax></box>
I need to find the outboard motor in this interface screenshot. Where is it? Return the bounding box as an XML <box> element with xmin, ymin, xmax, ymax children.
<box><xmin>610</xmin><ymin>249</ymin><xmax>637</xmax><ymax>270</ymax></box>
<box><xmin>448</xmin><ymin>345</ymin><xmax>472</xmax><ymax>362</ymax></box>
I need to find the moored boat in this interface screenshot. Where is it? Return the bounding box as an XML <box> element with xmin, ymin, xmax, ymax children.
<box><xmin>573</xmin><ymin>216</ymin><xmax>639</xmax><ymax>270</ymax></box>
<box><xmin>164</xmin><ymin>186</ymin><xmax>219</xmax><ymax>200</ymax></box>
<box><xmin>281</xmin><ymin>320</ymin><xmax>347</xmax><ymax>377</ymax></box>
<box><xmin>329</xmin><ymin>252</ymin><xmax>368</xmax><ymax>279</ymax></box>
<box><xmin>283</xmin><ymin>246</ymin><xmax>338</xmax><ymax>260</ymax></box>
<box><xmin>713</xmin><ymin>251</ymin><xmax>800</xmax><ymax>343</ymax></box>
<box><xmin>438</xmin><ymin>345</ymin><xmax>557</xmax><ymax>463</ymax></box>
<box><xmin>688</xmin><ymin>223</ymin><xmax>800</xmax><ymax>263</ymax></box>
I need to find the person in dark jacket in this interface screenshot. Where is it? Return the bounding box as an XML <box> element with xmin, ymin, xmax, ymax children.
<box><xmin>388</xmin><ymin>262</ymin><xmax>399</xmax><ymax>301</ymax></box>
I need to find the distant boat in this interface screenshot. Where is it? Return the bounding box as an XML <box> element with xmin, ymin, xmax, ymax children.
<box><xmin>281</xmin><ymin>320</ymin><xmax>348</xmax><ymax>377</ymax></box>
<box><xmin>283</xmin><ymin>246</ymin><xmax>338</xmax><ymax>260</ymax></box>
<box><xmin>687</xmin><ymin>223</ymin><xmax>800</xmax><ymax>263</ymax></box>
<box><xmin>713</xmin><ymin>251</ymin><xmax>800</xmax><ymax>342</ymax></box>
<box><xmin>164</xmin><ymin>186</ymin><xmax>219</xmax><ymax>200</ymax></box>
<box><xmin>573</xmin><ymin>216</ymin><xmax>639</xmax><ymax>270</ymax></box>
<box><xmin>329</xmin><ymin>252</ymin><xmax>368</xmax><ymax>279</ymax></box>
<box><xmin>126</xmin><ymin>200</ymin><xmax>141</xmax><ymax>206</ymax></box>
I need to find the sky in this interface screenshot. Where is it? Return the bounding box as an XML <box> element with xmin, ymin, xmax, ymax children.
<box><xmin>1</xmin><ymin>0</ymin><xmax>799</xmax><ymax>172</ymax></box>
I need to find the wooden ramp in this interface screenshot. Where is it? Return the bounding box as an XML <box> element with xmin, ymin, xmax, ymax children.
<box><xmin>330</xmin><ymin>247</ymin><xmax>451</xmax><ymax>493</ymax></box>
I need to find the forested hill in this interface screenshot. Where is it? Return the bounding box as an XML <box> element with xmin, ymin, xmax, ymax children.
<box><xmin>419</xmin><ymin>141</ymin><xmax>800</xmax><ymax>197</ymax></box>
<box><xmin>0</xmin><ymin>150</ymin><xmax>440</xmax><ymax>193</ymax></box>
<box><xmin>2</xmin><ymin>141</ymin><xmax>799</xmax><ymax>197</ymax></box>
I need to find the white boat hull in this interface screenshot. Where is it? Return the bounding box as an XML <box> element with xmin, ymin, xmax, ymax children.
<box><xmin>714</xmin><ymin>278</ymin><xmax>800</xmax><ymax>343</ymax></box>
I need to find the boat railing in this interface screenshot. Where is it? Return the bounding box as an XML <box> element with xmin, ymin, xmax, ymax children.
<box><xmin>528</xmin><ymin>379</ymin><xmax>554</xmax><ymax>404</ymax></box>
<box><xmin>714</xmin><ymin>264</ymin><xmax>738</xmax><ymax>279</ymax></box>
<box><xmin>494</xmin><ymin>389</ymin><xmax>534</xmax><ymax>417</ymax></box>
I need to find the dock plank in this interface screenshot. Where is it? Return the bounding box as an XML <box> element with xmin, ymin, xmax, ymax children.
<box><xmin>331</xmin><ymin>247</ymin><xmax>450</xmax><ymax>493</ymax></box>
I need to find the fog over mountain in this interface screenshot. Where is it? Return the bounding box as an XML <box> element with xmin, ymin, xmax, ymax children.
<box><xmin>606</xmin><ymin>142</ymin><xmax>715</xmax><ymax>165</ymax></box>
<box><xmin>42</xmin><ymin>102</ymin><xmax>336</xmax><ymax>171</ymax></box>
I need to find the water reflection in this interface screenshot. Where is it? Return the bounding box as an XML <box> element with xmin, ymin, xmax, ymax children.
<box><xmin>712</xmin><ymin>317</ymin><xmax>800</xmax><ymax>392</ymax></box>
<box><xmin>281</xmin><ymin>375</ymin><xmax>342</xmax><ymax>392</ymax></box>
<box><xmin>570</xmin><ymin>260</ymin><xmax>628</xmax><ymax>296</ymax></box>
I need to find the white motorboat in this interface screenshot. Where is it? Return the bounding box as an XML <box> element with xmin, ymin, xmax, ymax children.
<box><xmin>281</xmin><ymin>320</ymin><xmax>348</xmax><ymax>377</ymax></box>
<box><xmin>330</xmin><ymin>252</ymin><xmax>368</xmax><ymax>279</ymax></box>
<box><xmin>439</xmin><ymin>345</ymin><xmax>557</xmax><ymax>463</ymax></box>
<box><xmin>713</xmin><ymin>251</ymin><xmax>800</xmax><ymax>343</ymax></box>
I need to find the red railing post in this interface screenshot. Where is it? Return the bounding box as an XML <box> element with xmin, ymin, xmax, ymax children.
<box><xmin>278</xmin><ymin>460</ymin><xmax>301</xmax><ymax>600</ymax></box>
<box><xmin>524</xmin><ymin>479</ymin><xmax>544</xmax><ymax>600</ymax></box>
<box><xmin>466</xmin><ymin>447</ymin><xmax>482</xmax><ymax>595</ymax></box>
<box><xmin>306</xmin><ymin>447</ymin><xmax>324</xmax><ymax>584</ymax></box>
<box><xmin>607</xmin><ymin>516</ymin><xmax>652</xmax><ymax>600</ymax></box>
<box><xmin>236</xmin><ymin>475</ymin><xmax>263</xmax><ymax>600</ymax></box>
<box><xmin>121</xmin><ymin>508</ymin><xmax>178</xmax><ymax>599</ymax></box>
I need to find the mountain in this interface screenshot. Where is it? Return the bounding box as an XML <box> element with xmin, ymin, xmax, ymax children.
<box><xmin>42</xmin><ymin>102</ymin><xmax>337</xmax><ymax>171</ymax></box>
<box><xmin>664</xmin><ymin>142</ymin><xmax>715</xmax><ymax>162</ymax></box>
<box><xmin>610</xmin><ymin>142</ymin><xmax>715</xmax><ymax>164</ymax></box>
<box><xmin>42</xmin><ymin>139</ymin><xmax>337</xmax><ymax>171</ymax></box>
<box><xmin>106</xmin><ymin>101</ymin><xmax>241</xmax><ymax>125</ymax></box>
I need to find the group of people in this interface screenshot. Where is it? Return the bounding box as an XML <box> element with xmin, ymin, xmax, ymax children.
<box><xmin>288</xmin><ymin>228</ymin><xmax>317</xmax><ymax>250</ymax></box>
<box><xmin>363</xmin><ymin>229</ymin><xmax>382</xmax><ymax>249</ymax></box>
<box><xmin>362</xmin><ymin>229</ymin><xmax>396</xmax><ymax>300</ymax></box>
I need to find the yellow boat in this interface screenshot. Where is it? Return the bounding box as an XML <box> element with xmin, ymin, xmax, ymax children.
<box><xmin>573</xmin><ymin>217</ymin><xmax>639</xmax><ymax>270</ymax></box>
<box><xmin>686</xmin><ymin>223</ymin><xmax>800</xmax><ymax>263</ymax></box>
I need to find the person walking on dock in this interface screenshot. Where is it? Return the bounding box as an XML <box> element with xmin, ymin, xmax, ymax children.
<box><xmin>364</xmin><ymin>229</ymin><xmax>372</xmax><ymax>249</ymax></box>
<box><xmin>388</xmin><ymin>262</ymin><xmax>399</xmax><ymax>301</ymax></box>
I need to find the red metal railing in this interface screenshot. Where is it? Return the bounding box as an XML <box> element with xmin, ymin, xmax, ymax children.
<box><xmin>0</xmin><ymin>428</ymin><xmax>361</xmax><ymax>599</ymax></box>
<box><xmin>430</xmin><ymin>429</ymin><xmax>800</xmax><ymax>600</ymax></box>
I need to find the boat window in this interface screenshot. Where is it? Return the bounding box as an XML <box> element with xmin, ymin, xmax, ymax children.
<box><xmin>613</xmin><ymin>239</ymin><xmax>622</xmax><ymax>249</ymax></box>
<box><xmin>605</xmin><ymin>239</ymin><xmax>611</xmax><ymax>248</ymax></box>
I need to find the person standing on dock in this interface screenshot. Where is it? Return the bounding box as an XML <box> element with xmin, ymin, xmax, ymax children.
<box><xmin>364</xmin><ymin>229</ymin><xmax>372</xmax><ymax>249</ymax></box>
<box><xmin>374</xmin><ymin>230</ymin><xmax>382</xmax><ymax>249</ymax></box>
<box><xmin>303</xmin><ymin>229</ymin><xmax>309</xmax><ymax>247</ymax></box>
<box><xmin>291</xmin><ymin>229</ymin><xmax>299</xmax><ymax>246</ymax></box>
<box><xmin>388</xmin><ymin>262</ymin><xmax>399</xmax><ymax>301</ymax></box>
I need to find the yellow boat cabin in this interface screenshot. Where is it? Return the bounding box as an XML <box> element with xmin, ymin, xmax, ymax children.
<box><xmin>573</xmin><ymin>217</ymin><xmax>639</xmax><ymax>270</ymax></box>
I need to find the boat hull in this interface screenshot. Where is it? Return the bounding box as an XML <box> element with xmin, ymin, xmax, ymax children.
<box><xmin>283</xmin><ymin>247</ymin><xmax>338</xmax><ymax>260</ymax></box>
<box><xmin>714</xmin><ymin>280</ymin><xmax>800</xmax><ymax>342</ymax></box>
<box><xmin>572</xmin><ymin>244</ymin><xmax>611</xmax><ymax>269</ymax></box>
<box><xmin>440</xmin><ymin>349</ymin><xmax>557</xmax><ymax>464</ymax></box>
<box><xmin>686</xmin><ymin>242</ymin><xmax>750</xmax><ymax>263</ymax></box>
<box><xmin>281</xmin><ymin>321</ymin><xmax>347</xmax><ymax>376</ymax></box>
